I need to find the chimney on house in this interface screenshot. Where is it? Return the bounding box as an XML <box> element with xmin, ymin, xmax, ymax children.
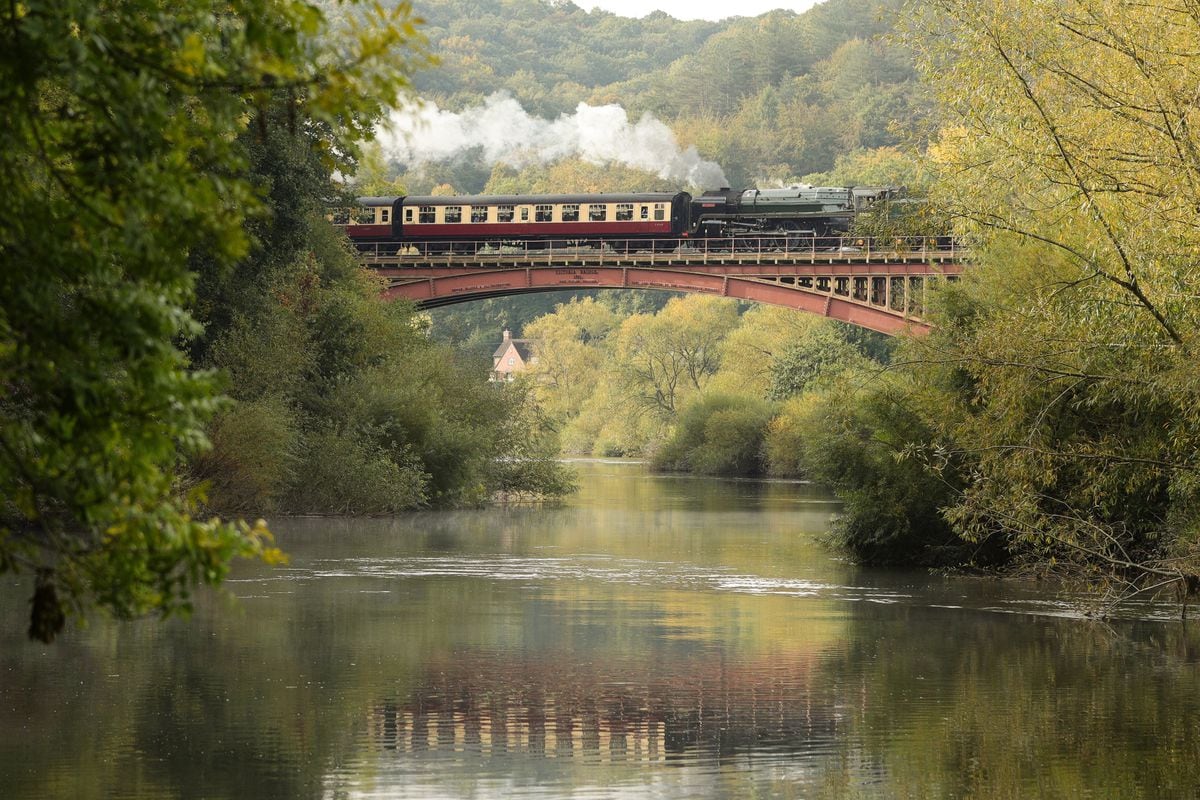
<box><xmin>502</xmin><ymin>329</ymin><xmax>511</xmax><ymax>342</ymax></box>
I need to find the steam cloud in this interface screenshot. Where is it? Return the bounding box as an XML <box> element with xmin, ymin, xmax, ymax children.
<box><xmin>380</xmin><ymin>93</ymin><xmax>728</xmax><ymax>190</ymax></box>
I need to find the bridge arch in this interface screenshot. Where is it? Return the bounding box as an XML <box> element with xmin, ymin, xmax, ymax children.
<box><xmin>380</xmin><ymin>266</ymin><xmax>947</xmax><ymax>336</ymax></box>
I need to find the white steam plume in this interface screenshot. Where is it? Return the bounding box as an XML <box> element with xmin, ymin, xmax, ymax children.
<box><xmin>379</xmin><ymin>93</ymin><xmax>728</xmax><ymax>190</ymax></box>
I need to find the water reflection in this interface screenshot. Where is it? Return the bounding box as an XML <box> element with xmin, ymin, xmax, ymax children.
<box><xmin>364</xmin><ymin>648</ymin><xmax>838</xmax><ymax>763</ymax></box>
<box><xmin>2</xmin><ymin>462</ymin><xmax>1200</xmax><ymax>799</ymax></box>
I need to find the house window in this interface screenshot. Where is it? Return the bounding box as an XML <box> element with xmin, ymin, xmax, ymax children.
<box><xmin>640</xmin><ymin>206</ymin><xmax>649</xmax><ymax>220</ymax></box>
<box><xmin>654</xmin><ymin>203</ymin><xmax>665</xmax><ymax>221</ymax></box>
<box><xmin>535</xmin><ymin>204</ymin><xmax>553</xmax><ymax>222</ymax></box>
<box><xmin>419</xmin><ymin>206</ymin><xmax>436</xmax><ymax>224</ymax></box>
<box><xmin>589</xmin><ymin>205</ymin><xmax>606</xmax><ymax>222</ymax></box>
<box><xmin>562</xmin><ymin>204</ymin><xmax>580</xmax><ymax>222</ymax></box>
<box><xmin>444</xmin><ymin>206</ymin><xmax>462</xmax><ymax>224</ymax></box>
<box><xmin>616</xmin><ymin>203</ymin><xmax>634</xmax><ymax>221</ymax></box>
<box><xmin>507</xmin><ymin>357</ymin><xmax>515</xmax><ymax>366</ymax></box>
<box><xmin>497</xmin><ymin>205</ymin><xmax>515</xmax><ymax>222</ymax></box>
<box><xmin>471</xmin><ymin>206</ymin><xmax>488</xmax><ymax>223</ymax></box>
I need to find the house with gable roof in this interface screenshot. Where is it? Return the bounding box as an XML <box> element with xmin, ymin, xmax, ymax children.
<box><xmin>490</xmin><ymin>329</ymin><xmax>537</xmax><ymax>382</ymax></box>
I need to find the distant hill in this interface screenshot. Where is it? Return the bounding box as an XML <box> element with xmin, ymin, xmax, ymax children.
<box><xmin>411</xmin><ymin>1</ymin><xmax>723</xmax><ymax>115</ymax></box>
<box><xmin>393</xmin><ymin>0</ymin><xmax>926</xmax><ymax>189</ymax></box>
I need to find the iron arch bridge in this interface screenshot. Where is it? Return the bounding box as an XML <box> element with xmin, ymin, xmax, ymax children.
<box><xmin>362</xmin><ymin>237</ymin><xmax>966</xmax><ymax>336</ymax></box>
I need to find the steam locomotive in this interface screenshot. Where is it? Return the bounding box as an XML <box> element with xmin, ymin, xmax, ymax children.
<box><xmin>336</xmin><ymin>185</ymin><xmax>901</xmax><ymax>252</ymax></box>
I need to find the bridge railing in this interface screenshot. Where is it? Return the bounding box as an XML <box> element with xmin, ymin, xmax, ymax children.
<box><xmin>355</xmin><ymin>235</ymin><xmax>965</xmax><ymax>266</ymax></box>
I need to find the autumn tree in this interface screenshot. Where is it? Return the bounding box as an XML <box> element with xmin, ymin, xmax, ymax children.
<box><xmin>523</xmin><ymin>298</ymin><xmax>619</xmax><ymax>421</ymax></box>
<box><xmin>611</xmin><ymin>296</ymin><xmax>740</xmax><ymax>416</ymax></box>
<box><xmin>903</xmin><ymin>0</ymin><xmax>1200</xmax><ymax>608</ymax></box>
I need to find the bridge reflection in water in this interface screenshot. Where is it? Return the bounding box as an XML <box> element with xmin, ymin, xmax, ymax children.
<box><xmin>361</xmin><ymin>236</ymin><xmax>966</xmax><ymax>335</ymax></box>
<box><xmin>366</xmin><ymin>649</ymin><xmax>839</xmax><ymax>766</ymax></box>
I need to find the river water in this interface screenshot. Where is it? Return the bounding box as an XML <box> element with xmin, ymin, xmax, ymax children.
<box><xmin>3</xmin><ymin>461</ymin><xmax>1200</xmax><ymax>799</ymax></box>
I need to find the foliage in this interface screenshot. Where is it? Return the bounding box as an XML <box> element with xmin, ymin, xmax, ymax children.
<box><xmin>708</xmin><ymin>306</ymin><xmax>829</xmax><ymax>399</ymax></box>
<box><xmin>412</xmin><ymin>0</ymin><xmax>721</xmax><ymax>116</ymax></box>
<box><xmin>767</xmin><ymin>324</ymin><xmax>873</xmax><ymax>400</ymax></box>
<box><xmin>781</xmin><ymin>368</ymin><xmax>974</xmax><ymax>566</ymax></box>
<box><xmin>800</xmin><ymin>146</ymin><xmax>930</xmax><ymax>190</ymax></box>
<box><xmin>893</xmin><ymin>0</ymin><xmax>1200</xmax><ymax>605</ymax></box>
<box><xmin>523</xmin><ymin>298</ymin><xmax>619</xmax><ymax>421</ymax></box>
<box><xmin>0</xmin><ymin>0</ymin><xmax>426</xmax><ymax>640</ymax></box>
<box><xmin>484</xmin><ymin>380</ymin><xmax>579</xmax><ymax>501</ymax></box>
<box><xmin>611</xmin><ymin>295</ymin><xmax>741</xmax><ymax>417</ymax></box>
<box><xmin>190</xmin><ymin>397</ymin><xmax>299</xmax><ymax>515</ymax></box>
<box><xmin>654</xmin><ymin>394</ymin><xmax>776</xmax><ymax>476</ymax></box>
<box><xmin>190</xmin><ymin>214</ymin><xmax>576</xmax><ymax>513</ymax></box>
<box><xmin>521</xmin><ymin>293</ymin><xmax>900</xmax><ymax>472</ymax></box>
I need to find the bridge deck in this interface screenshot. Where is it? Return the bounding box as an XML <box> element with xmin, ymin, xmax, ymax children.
<box><xmin>358</xmin><ymin>238</ymin><xmax>965</xmax><ymax>270</ymax></box>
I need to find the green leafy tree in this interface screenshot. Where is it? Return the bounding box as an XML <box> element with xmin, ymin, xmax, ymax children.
<box><xmin>0</xmin><ymin>0</ymin><xmax>427</xmax><ymax>640</ymax></box>
<box><xmin>775</xmin><ymin>367</ymin><xmax>973</xmax><ymax>565</ymax></box>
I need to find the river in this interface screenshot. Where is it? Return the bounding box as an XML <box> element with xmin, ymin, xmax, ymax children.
<box><xmin>3</xmin><ymin>461</ymin><xmax>1199</xmax><ymax>798</ymax></box>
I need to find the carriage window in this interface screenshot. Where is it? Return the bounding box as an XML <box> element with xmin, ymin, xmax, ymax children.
<box><xmin>616</xmin><ymin>203</ymin><xmax>634</xmax><ymax>221</ymax></box>
<box><xmin>405</xmin><ymin>208</ymin><xmax>413</xmax><ymax>223</ymax></box>
<box><xmin>640</xmin><ymin>206</ymin><xmax>649</xmax><ymax>220</ymax></box>
<box><xmin>562</xmin><ymin>204</ymin><xmax>580</xmax><ymax>222</ymax></box>
<box><xmin>497</xmin><ymin>205</ymin><xmax>515</xmax><ymax>223</ymax></box>
<box><xmin>381</xmin><ymin>209</ymin><xmax>390</xmax><ymax>223</ymax></box>
<box><xmin>444</xmin><ymin>206</ymin><xmax>462</xmax><ymax>224</ymax></box>
<box><xmin>588</xmin><ymin>205</ymin><xmax>606</xmax><ymax>222</ymax></box>
<box><xmin>471</xmin><ymin>206</ymin><xmax>488</xmax><ymax>223</ymax></box>
<box><xmin>654</xmin><ymin>203</ymin><xmax>666</xmax><ymax>221</ymax></box>
<box><xmin>520</xmin><ymin>207</ymin><xmax>529</xmax><ymax>221</ymax></box>
<box><xmin>535</xmin><ymin>204</ymin><xmax>553</xmax><ymax>222</ymax></box>
<box><xmin>419</xmin><ymin>206</ymin><xmax>436</xmax><ymax>224</ymax></box>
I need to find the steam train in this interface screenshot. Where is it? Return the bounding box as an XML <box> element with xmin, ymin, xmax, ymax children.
<box><xmin>335</xmin><ymin>185</ymin><xmax>901</xmax><ymax>252</ymax></box>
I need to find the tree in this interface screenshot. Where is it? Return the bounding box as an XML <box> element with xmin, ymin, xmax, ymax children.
<box><xmin>523</xmin><ymin>298</ymin><xmax>619</xmax><ymax>421</ymax></box>
<box><xmin>0</xmin><ymin>0</ymin><xmax>427</xmax><ymax>640</ymax></box>
<box><xmin>903</xmin><ymin>0</ymin><xmax>1200</xmax><ymax>608</ymax></box>
<box><xmin>611</xmin><ymin>296</ymin><xmax>740</xmax><ymax>416</ymax></box>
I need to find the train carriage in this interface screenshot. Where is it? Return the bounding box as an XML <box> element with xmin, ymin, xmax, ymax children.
<box><xmin>337</xmin><ymin>196</ymin><xmax>400</xmax><ymax>246</ymax></box>
<box><xmin>397</xmin><ymin>192</ymin><xmax>690</xmax><ymax>249</ymax></box>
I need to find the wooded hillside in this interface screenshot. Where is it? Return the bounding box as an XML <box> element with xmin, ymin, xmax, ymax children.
<box><xmin>387</xmin><ymin>0</ymin><xmax>927</xmax><ymax>191</ymax></box>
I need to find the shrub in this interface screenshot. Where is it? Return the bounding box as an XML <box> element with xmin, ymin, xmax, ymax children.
<box><xmin>654</xmin><ymin>394</ymin><xmax>776</xmax><ymax>476</ymax></box>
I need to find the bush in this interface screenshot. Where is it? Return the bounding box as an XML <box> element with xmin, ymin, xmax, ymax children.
<box><xmin>654</xmin><ymin>394</ymin><xmax>776</xmax><ymax>476</ymax></box>
<box><xmin>286</xmin><ymin>428</ymin><xmax>428</xmax><ymax>515</ymax></box>
<box><xmin>192</xmin><ymin>396</ymin><xmax>298</xmax><ymax>513</ymax></box>
<box><xmin>763</xmin><ymin>394</ymin><xmax>818</xmax><ymax>478</ymax></box>
<box><xmin>790</xmin><ymin>371</ymin><xmax>982</xmax><ymax>567</ymax></box>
